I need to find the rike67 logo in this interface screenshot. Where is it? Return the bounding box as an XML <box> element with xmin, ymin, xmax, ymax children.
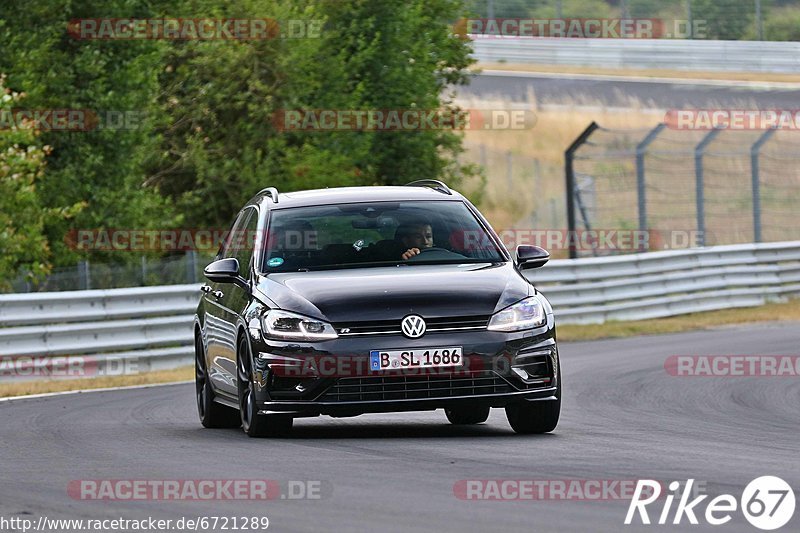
<box><xmin>626</xmin><ymin>477</ymin><xmax>796</xmax><ymax>530</ymax></box>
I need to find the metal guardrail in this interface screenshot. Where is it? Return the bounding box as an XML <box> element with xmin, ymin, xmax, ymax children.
<box><xmin>526</xmin><ymin>241</ymin><xmax>800</xmax><ymax>323</ymax></box>
<box><xmin>0</xmin><ymin>241</ymin><xmax>798</xmax><ymax>381</ymax></box>
<box><xmin>470</xmin><ymin>38</ymin><xmax>800</xmax><ymax>73</ymax></box>
<box><xmin>0</xmin><ymin>286</ymin><xmax>200</xmax><ymax>382</ymax></box>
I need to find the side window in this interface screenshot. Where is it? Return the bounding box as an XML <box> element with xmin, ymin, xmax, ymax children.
<box><xmin>232</xmin><ymin>208</ymin><xmax>259</xmax><ymax>279</ymax></box>
<box><xmin>219</xmin><ymin>210</ymin><xmax>250</xmax><ymax>260</ymax></box>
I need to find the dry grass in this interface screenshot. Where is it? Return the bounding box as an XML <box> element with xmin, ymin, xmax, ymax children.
<box><xmin>558</xmin><ymin>300</ymin><xmax>800</xmax><ymax>342</ymax></box>
<box><xmin>0</xmin><ymin>366</ymin><xmax>193</xmax><ymax>399</ymax></box>
<box><xmin>475</xmin><ymin>63</ymin><xmax>800</xmax><ymax>84</ymax></box>
<box><xmin>455</xmin><ymin>92</ymin><xmax>800</xmax><ymax>248</ymax></box>
<box><xmin>457</xmin><ymin>95</ymin><xmax>662</xmax><ymax>232</ymax></box>
<box><xmin>462</xmin><ymin>99</ymin><xmax>661</xmax><ymax>166</ymax></box>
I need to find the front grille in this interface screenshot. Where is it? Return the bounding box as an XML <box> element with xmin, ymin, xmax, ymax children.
<box><xmin>317</xmin><ymin>371</ymin><xmax>513</xmax><ymax>402</ymax></box>
<box><xmin>335</xmin><ymin>315</ymin><xmax>490</xmax><ymax>336</ymax></box>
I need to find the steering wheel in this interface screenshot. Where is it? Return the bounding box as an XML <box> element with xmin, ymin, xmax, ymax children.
<box><xmin>416</xmin><ymin>246</ymin><xmax>450</xmax><ymax>254</ymax></box>
<box><xmin>406</xmin><ymin>247</ymin><xmax>467</xmax><ymax>261</ymax></box>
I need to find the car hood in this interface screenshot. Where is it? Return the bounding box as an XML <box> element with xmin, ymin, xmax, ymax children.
<box><xmin>255</xmin><ymin>263</ymin><xmax>531</xmax><ymax>323</ymax></box>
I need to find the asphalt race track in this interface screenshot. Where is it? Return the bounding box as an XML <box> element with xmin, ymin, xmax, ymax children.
<box><xmin>464</xmin><ymin>72</ymin><xmax>800</xmax><ymax>109</ymax></box>
<box><xmin>1</xmin><ymin>322</ymin><xmax>798</xmax><ymax>532</ymax></box>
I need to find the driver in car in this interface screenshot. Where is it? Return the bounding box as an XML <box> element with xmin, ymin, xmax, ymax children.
<box><xmin>397</xmin><ymin>223</ymin><xmax>434</xmax><ymax>260</ymax></box>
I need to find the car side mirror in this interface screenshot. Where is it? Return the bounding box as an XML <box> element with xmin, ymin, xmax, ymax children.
<box><xmin>204</xmin><ymin>258</ymin><xmax>249</xmax><ymax>291</ymax></box>
<box><xmin>516</xmin><ymin>245</ymin><xmax>550</xmax><ymax>270</ymax></box>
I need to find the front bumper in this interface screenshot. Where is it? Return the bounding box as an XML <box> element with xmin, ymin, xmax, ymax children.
<box><xmin>257</xmin><ymin>387</ymin><xmax>558</xmax><ymax>417</ymax></box>
<box><xmin>250</xmin><ymin>321</ymin><xmax>559</xmax><ymax>417</ymax></box>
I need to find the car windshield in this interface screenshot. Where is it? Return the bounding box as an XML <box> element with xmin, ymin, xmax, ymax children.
<box><xmin>260</xmin><ymin>200</ymin><xmax>505</xmax><ymax>272</ymax></box>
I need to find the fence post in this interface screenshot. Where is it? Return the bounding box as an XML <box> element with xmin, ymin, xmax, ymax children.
<box><xmin>756</xmin><ymin>0</ymin><xmax>764</xmax><ymax>41</ymax></box>
<box><xmin>635</xmin><ymin>123</ymin><xmax>666</xmax><ymax>252</ymax></box>
<box><xmin>186</xmin><ymin>250</ymin><xmax>197</xmax><ymax>283</ymax></box>
<box><xmin>78</xmin><ymin>260</ymin><xmax>91</xmax><ymax>290</ymax></box>
<box><xmin>574</xmin><ymin>174</ymin><xmax>598</xmax><ymax>257</ymax></box>
<box><xmin>694</xmin><ymin>128</ymin><xmax>721</xmax><ymax>247</ymax></box>
<box><xmin>565</xmin><ymin>122</ymin><xmax>599</xmax><ymax>259</ymax></box>
<box><xmin>750</xmin><ymin>128</ymin><xmax>776</xmax><ymax>243</ymax></box>
<box><xmin>141</xmin><ymin>256</ymin><xmax>147</xmax><ymax>285</ymax></box>
<box><xmin>506</xmin><ymin>151</ymin><xmax>513</xmax><ymax>192</ymax></box>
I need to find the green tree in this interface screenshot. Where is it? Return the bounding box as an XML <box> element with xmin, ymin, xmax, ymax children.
<box><xmin>146</xmin><ymin>0</ymin><xmax>479</xmax><ymax>227</ymax></box>
<box><xmin>757</xmin><ymin>6</ymin><xmax>800</xmax><ymax>40</ymax></box>
<box><xmin>532</xmin><ymin>0</ymin><xmax>613</xmax><ymax>18</ymax></box>
<box><xmin>0</xmin><ymin>75</ymin><xmax>83</xmax><ymax>288</ymax></box>
<box><xmin>0</xmin><ymin>0</ymin><xmax>177</xmax><ymax>267</ymax></box>
<box><xmin>463</xmin><ymin>0</ymin><xmax>544</xmax><ymax>18</ymax></box>
<box><xmin>628</xmin><ymin>0</ymin><xmax>683</xmax><ymax>18</ymax></box>
<box><xmin>691</xmin><ymin>0</ymin><xmax>753</xmax><ymax>40</ymax></box>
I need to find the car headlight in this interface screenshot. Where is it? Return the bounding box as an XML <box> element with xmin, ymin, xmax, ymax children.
<box><xmin>488</xmin><ymin>297</ymin><xmax>546</xmax><ymax>331</ymax></box>
<box><xmin>261</xmin><ymin>309</ymin><xmax>338</xmax><ymax>341</ymax></box>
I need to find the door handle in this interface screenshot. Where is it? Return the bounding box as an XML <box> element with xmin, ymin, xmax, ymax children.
<box><xmin>200</xmin><ymin>285</ymin><xmax>212</xmax><ymax>293</ymax></box>
<box><xmin>212</xmin><ymin>290</ymin><xmax>224</xmax><ymax>299</ymax></box>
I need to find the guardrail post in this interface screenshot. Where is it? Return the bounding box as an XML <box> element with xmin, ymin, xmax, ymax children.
<box><xmin>565</xmin><ymin>122</ymin><xmax>599</xmax><ymax>259</ymax></box>
<box><xmin>694</xmin><ymin>128</ymin><xmax>721</xmax><ymax>247</ymax></box>
<box><xmin>635</xmin><ymin>123</ymin><xmax>666</xmax><ymax>252</ymax></box>
<box><xmin>78</xmin><ymin>260</ymin><xmax>91</xmax><ymax>290</ymax></box>
<box><xmin>750</xmin><ymin>128</ymin><xmax>776</xmax><ymax>243</ymax></box>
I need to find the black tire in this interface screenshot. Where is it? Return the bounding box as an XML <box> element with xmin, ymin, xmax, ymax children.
<box><xmin>237</xmin><ymin>335</ymin><xmax>293</xmax><ymax>438</ymax></box>
<box><xmin>196</xmin><ymin>334</ymin><xmax>240</xmax><ymax>429</ymax></box>
<box><xmin>505</xmin><ymin>366</ymin><xmax>561</xmax><ymax>434</ymax></box>
<box><xmin>445</xmin><ymin>405</ymin><xmax>491</xmax><ymax>425</ymax></box>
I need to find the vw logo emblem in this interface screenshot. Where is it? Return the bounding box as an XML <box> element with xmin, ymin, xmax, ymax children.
<box><xmin>401</xmin><ymin>315</ymin><xmax>426</xmax><ymax>338</ymax></box>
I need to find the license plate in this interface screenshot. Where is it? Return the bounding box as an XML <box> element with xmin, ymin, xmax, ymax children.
<box><xmin>369</xmin><ymin>347</ymin><xmax>464</xmax><ymax>371</ymax></box>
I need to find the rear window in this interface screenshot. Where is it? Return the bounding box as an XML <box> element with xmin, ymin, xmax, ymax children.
<box><xmin>260</xmin><ymin>201</ymin><xmax>505</xmax><ymax>272</ymax></box>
